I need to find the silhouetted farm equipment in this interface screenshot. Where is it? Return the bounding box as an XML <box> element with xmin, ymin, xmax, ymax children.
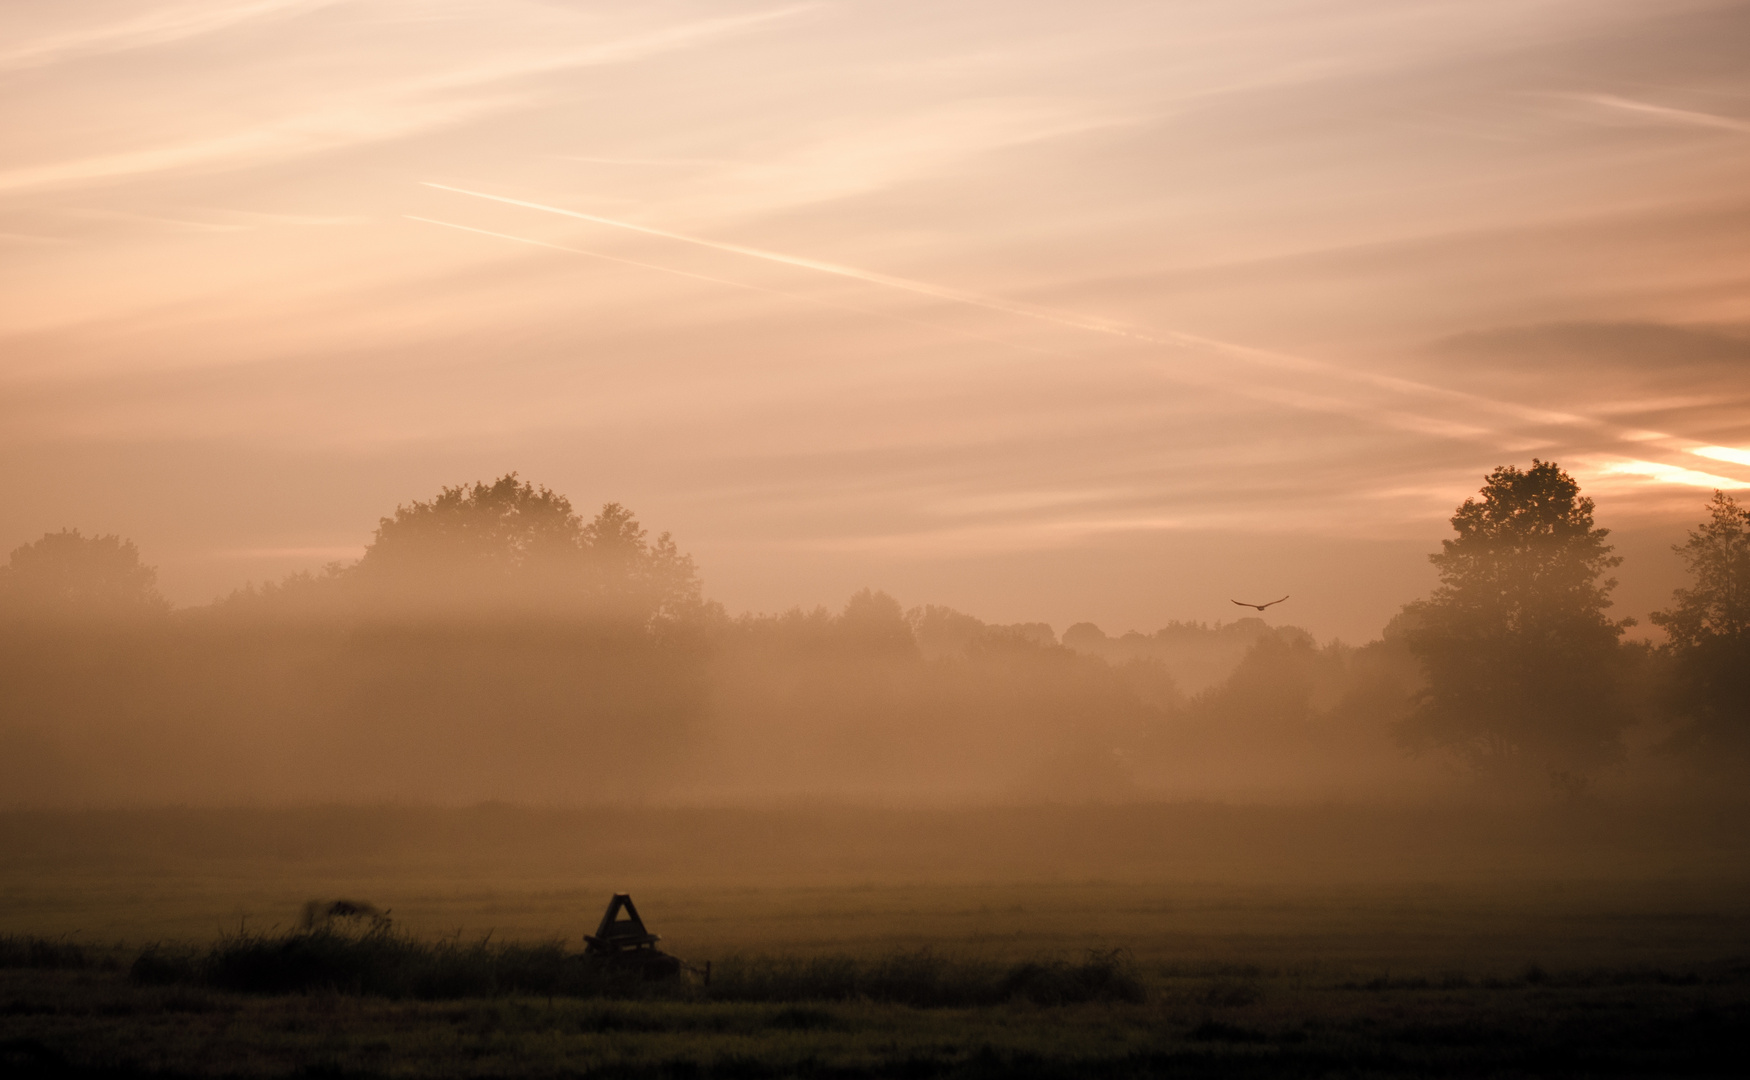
<box><xmin>584</xmin><ymin>893</ymin><xmax>683</xmax><ymax>979</ymax></box>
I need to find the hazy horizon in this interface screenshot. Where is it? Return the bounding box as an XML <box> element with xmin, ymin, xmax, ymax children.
<box><xmin>0</xmin><ymin>480</ymin><xmax>1712</xmax><ymax>650</ymax></box>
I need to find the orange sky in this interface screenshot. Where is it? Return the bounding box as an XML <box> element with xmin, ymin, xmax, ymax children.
<box><xmin>2</xmin><ymin>0</ymin><xmax>1747</xmax><ymax>641</ymax></box>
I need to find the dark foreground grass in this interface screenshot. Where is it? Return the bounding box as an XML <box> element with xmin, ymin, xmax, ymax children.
<box><xmin>122</xmin><ymin>929</ymin><xmax>1143</xmax><ymax>1007</ymax></box>
<box><xmin>3</xmin><ymin>960</ymin><xmax>1746</xmax><ymax>1078</ymax></box>
<box><xmin>3</xmin><ymin>938</ymin><xmax>1748</xmax><ymax>1077</ymax></box>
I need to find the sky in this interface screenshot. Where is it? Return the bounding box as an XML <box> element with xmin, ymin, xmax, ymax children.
<box><xmin>2</xmin><ymin>0</ymin><xmax>1747</xmax><ymax>643</ymax></box>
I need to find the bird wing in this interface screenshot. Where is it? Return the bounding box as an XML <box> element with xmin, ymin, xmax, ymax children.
<box><xmin>1229</xmin><ymin>600</ymin><xmax>1254</xmax><ymax>608</ymax></box>
<box><xmin>1261</xmin><ymin>595</ymin><xmax>1290</xmax><ymax>609</ymax></box>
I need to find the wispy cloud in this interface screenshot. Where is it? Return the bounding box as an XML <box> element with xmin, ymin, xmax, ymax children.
<box><xmin>0</xmin><ymin>0</ymin><xmax>343</xmax><ymax>73</ymax></box>
<box><xmin>0</xmin><ymin>5</ymin><xmax>813</xmax><ymax>196</ymax></box>
<box><xmin>376</xmin><ymin>4</ymin><xmax>817</xmax><ymax>100</ymax></box>
<box><xmin>702</xmin><ymin>103</ymin><xmax>1140</xmax><ymax>215</ymax></box>
<box><xmin>0</xmin><ymin>93</ymin><xmax>527</xmax><ymax>195</ymax></box>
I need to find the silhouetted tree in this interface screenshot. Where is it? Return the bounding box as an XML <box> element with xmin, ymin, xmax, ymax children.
<box><xmin>0</xmin><ymin>529</ymin><xmax>167</xmax><ymax>620</ymax></box>
<box><xmin>1398</xmin><ymin>460</ymin><xmax>1632</xmax><ymax>780</ymax></box>
<box><xmin>837</xmin><ymin>589</ymin><xmax>917</xmax><ymax>656</ymax></box>
<box><xmin>360</xmin><ymin>474</ymin><xmax>582</xmax><ymax>579</ymax></box>
<box><xmin>350</xmin><ymin>475</ymin><xmax>702</xmax><ymax>623</ymax></box>
<box><xmin>581</xmin><ymin>502</ymin><xmax>706</xmax><ymax>625</ymax></box>
<box><xmin>1650</xmin><ymin>491</ymin><xmax>1750</xmax><ymax>757</ymax></box>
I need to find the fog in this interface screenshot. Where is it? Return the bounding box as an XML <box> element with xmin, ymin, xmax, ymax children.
<box><xmin>2</xmin><ymin>0</ymin><xmax>1747</xmax><ymax>823</ymax></box>
<box><xmin>2</xmin><ymin>472</ymin><xmax>1740</xmax><ymax>811</ymax></box>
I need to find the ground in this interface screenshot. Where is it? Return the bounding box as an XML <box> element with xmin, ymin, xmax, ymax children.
<box><xmin>2</xmin><ymin>803</ymin><xmax>1747</xmax><ymax>1076</ymax></box>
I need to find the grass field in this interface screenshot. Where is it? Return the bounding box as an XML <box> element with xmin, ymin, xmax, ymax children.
<box><xmin>3</xmin><ymin>802</ymin><xmax>1747</xmax><ymax>1076</ymax></box>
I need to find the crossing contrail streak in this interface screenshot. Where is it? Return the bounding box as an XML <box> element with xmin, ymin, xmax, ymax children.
<box><xmin>410</xmin><ymin>214</ymin><xmax>1547</xmax><ymax>448</ymax></box>
<box><xmin>421</xmin><ymin>181</ymin><xmax>1139</xmax><ymax>340</ymax></box>
<box><xmin>407</xmin><ymin>213</ymin><xmax>1567</xmax><ymax>455</ymax></box>
<box><xmin>405</xmin><ymin>216</ymin><xmax>1071</xmax><ymax>361</ymax></box>
<box><xmin>419</xmin><ymin>184</ymin><xmax>1606</xmax><ymax>431</ymax></box>
<box><xmin>419</xmin><ymin>182</ymin><xmax>1731</xmax><ymax>469</ymax></box>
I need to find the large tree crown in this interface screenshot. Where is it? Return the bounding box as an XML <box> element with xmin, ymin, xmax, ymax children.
<box><xmin>350</xmin><ymin>474</ymin><xmax>701</xmax><ymax>622</ymax></box>
<box><xmin>1429</xmin><ymin>460</ymin><xmax>1621</xmax><ymax>613</ymax></box>
<box><xmin>358</xmin><ymin>475</ymin><xmax>585</xmax><ymax>576</ymax></box>
<box><xmin>1401</xmin><ymin>460</ymin><xmax>1630</xmax><ymax>774</ymax></box>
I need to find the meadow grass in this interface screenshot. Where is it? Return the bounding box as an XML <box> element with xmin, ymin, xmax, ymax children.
<box><xmin>113</xmin><ymin>929</ymin><xmax>1145</xmax><ymax>1007</ymax></box>
<box><xmin>4</xmin><ymin>804</ymin><xmax>1748</xmax><ymax>1075</ymax></box>
<box><xmin>2</xmin><ymin>952</ymin><xmax>1744</xmax><ymax>1077</ymax></box>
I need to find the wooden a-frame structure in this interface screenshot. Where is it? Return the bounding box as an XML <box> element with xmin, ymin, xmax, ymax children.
<box><xmin>584</xmin><ymin>893</ymin><xmax>661</xmax><ymax>954</ymax></box>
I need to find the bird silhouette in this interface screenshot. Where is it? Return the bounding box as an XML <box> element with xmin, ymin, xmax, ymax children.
<box><xmin>1231</xmin><ymin>595</ymin><xmax>1289</xmax><ymax>612</ymax></box>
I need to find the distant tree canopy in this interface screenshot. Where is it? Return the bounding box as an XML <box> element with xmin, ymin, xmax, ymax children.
<box><xmin>358</xmin><ymin>474</ymin><xmax>585</xmax><ymax>583</ymax></box>
<box><xmin>0</xmin><ymin>529</ymin><xmax>167</xmax><ymax>621</ymax></box>
<box><xmin>333</xmin><ymin>475</ymin><xmax>703</xmax><ymax>624</ymax></box>
<box><xmin>1399</xmin><ymin>460</ymin><xmax>1632</xmax><ymax>777</ymax></box>
<box><xmin>1650</xmin><ymin>492</ymin><xmax>1750</xmax><ymax>757</ymax></box>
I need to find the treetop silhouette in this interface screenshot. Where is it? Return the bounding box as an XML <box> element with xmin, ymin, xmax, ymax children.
<box><xmin>1651</xmin><ymin>491</ymin><xmax>1750</xmax><ymax>758</ymax></box>
<box><xmin>352</xmin><ymin>474</ymin><xmax>703</xmax><ymax>623</ymax></box>
<box><xmin>1399</xmin><ymin>460</ymin><xmax>1632</xmax><ymax>779</ymax></box>
<box><xmin>1651</xmin><ymin>491</ymin><xmax>1750</xmax><ymax>650</ymax></box>
<box><xmin>0</xmin><ymin>528</ymin><xmax>168</xmax><ymax>621</ymax></box>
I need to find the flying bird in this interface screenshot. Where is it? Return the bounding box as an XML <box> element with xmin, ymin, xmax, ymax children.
<box><xmin>1231</xmin><ymin>595</ymin><xmax>1289</xmax><ymax>612</ymax></box>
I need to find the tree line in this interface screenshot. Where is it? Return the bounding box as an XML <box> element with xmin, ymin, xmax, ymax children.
<box><xmin>0</xmin><ymin>465</ymin><xmax>1745</xmax><ymax>803</ymax></box>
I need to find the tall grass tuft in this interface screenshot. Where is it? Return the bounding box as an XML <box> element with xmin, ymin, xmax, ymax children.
<box><xmin>0</xmin><ymin>935</ymin><xmax>92</xmax><ymax>970</ymax></box>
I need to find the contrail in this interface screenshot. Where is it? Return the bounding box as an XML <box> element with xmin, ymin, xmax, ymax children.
<box><xmin>418</xmin><ymin>182</ymin><xmax>1744</xmax><ymax>473</ymax></box>
<box><xmin>418</xmin><ymin>182</ymin><xmax>1603</xmax><ymax>432</ymax></box>
<box><xmin>422</xmin><ymin>181</ymin><xmax>1141</xmax><ymax>341</ymax></box>
<box><xmin>409</xmin><ymin>215</ymin><xmax>825</xmax><ymax>299</ymax></box>
<box><xmin>406</xmin><ymin>214</ymin><xmax>1582</xmax><ymax>456</ymax></box>
<box><xmin>1573</xmin><ymin>93</ymin><xmax>1750</xmax><ymax>136</ymax></box>
<box><xmin>405</xmin><ymin>216</ymin><xmax>1071</xmax><ymax>360</ymax></box>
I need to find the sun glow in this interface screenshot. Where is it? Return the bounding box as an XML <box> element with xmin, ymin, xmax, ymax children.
<box><xmin>1691</xmin><ymin>446</ymin><xmax>1750</xmax><ymax>468</ymax></box>
<box><xmin>1602</xmin><ymin>460</ymin><xmax>1750</xmax><ymax>489</ymax></box>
